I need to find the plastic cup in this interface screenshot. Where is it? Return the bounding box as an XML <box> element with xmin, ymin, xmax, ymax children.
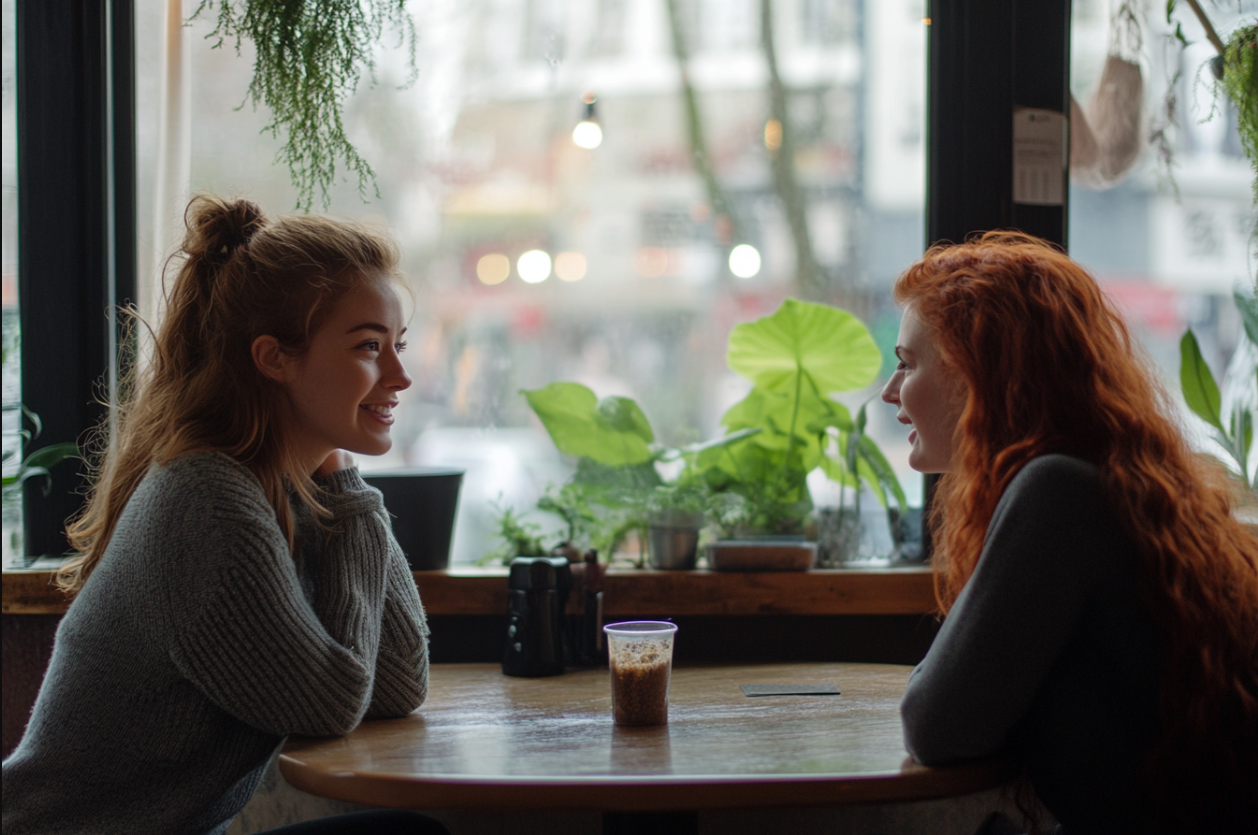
<box><xmin>603</xmin><ymin>621</ymin><xmax>678</xmax><ymax>726</ymax></box>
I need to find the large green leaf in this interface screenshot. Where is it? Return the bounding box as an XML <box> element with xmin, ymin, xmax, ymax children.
<box><xmin>571</xmin><ymin>458</ymin><xmax>662</xmax><ymax>490</ymax></box>
<box><xmin>1235</xmin><ymin>289</ymin><xmax>1258</xmax><ymax>347</ymax></box>
<box><xmin>726</xmin><ymin>298</ymin><xmax>882</xmax><ymax>396</ymax></box>
<box><xmin>522</xmin><ymin>383</ymin><xmax>655</xmax><ymax>466</ymax></box>
<box><xmin>720</xmin><ymin>388</ymin><xmax>846</xmax><ymax>468</ymax></box>
<box><xmin>1179</xmin><ymin>330</ymin><xmax>1224</xmax><ymax>433</ymax></box>
<box><xmin>598</xmin><ymin>396</ymin><xmax>655</xmax><ymax>441</ymax></box>
<box><xmin>21</xmin><ymin>442</ymin><xmax>80</xmax><ymax>470</ymax></box>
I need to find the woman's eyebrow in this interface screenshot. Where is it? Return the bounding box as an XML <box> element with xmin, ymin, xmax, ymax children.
<box><xmin>344</xmin><ymin>322</ymin><xmax>390</xmax><ymax>335</ymax></box>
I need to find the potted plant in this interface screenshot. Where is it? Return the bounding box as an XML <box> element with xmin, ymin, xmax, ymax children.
<box><xmin>517</xmin><ymin>298</ymin><xmax>906</xmax><ymax>570</ymax></box>
<box><xmin>692</xmin><ymin>299</ymin><xmax>905</xmax><ymax>568</ymax></box>
<box><xmin>642</xmin><ymin>481</ymin><xmax>710</xmax><ymax>570</ymax></box>
<box><xmin>517</xmin><ymin>381</ymin><xmax>670</xmax><ymax>567</ymax></box>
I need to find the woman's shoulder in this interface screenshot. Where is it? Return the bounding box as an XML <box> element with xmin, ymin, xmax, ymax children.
<box><xmin>132</xmin><ymin>451</ymin><xmax>272</xmax><ymax>526</ymax></box>
<box><xmin>1013</xmin><ymin>453</ymin><xmax>1101</xmax><ymax>488</ymax></box>
<box><xmin>148</xmin><ymin>451</ymin><xmax>261</xmax><ymax>493</ymax></box>
<box><xmin>989</xmin><ymin>454</ymin><xmax>1134</xmax><ymax>567</ymax></box>
<box><xmin>999</xmin><ymin>454</ymin><xmax>1107</xmax><ymax>513</ymax></box>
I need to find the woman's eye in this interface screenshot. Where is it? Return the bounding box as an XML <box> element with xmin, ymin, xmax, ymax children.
<box><xmin>395</xmin><ymin>341</ymin><xmax>408</xmax><ymax>354</ymax></box>
<box><xmin>361</xmin><ymin>340</ymin><xmax>380</xmax><ymax>352</ymax></box>
<box><xmin>896</xmin><ymin>360</ymin><xmax>907</xmax><ymax>371</ymax></box>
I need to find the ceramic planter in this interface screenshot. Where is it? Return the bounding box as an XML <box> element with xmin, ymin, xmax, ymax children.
<box><xmin>646</xmin><ymin>510</ymin><xmax>704</xmax><ymax>570</ymax></box>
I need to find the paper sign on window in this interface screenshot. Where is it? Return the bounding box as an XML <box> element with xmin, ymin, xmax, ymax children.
<box><xmin>1013</xmin><ymin>108</ymin><xmax>1066</xmax><ymax>206</ymax></box>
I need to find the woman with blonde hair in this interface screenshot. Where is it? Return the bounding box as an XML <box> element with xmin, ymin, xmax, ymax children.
<box><xmin>2</xmin><ymin>196</ymin><xmax>448</xmax><ymax>835</ymax></box>
<box><xmin>882</xmin><ymin>232</ymin><xmax>1257</xmax><ymax>833</ymax></box>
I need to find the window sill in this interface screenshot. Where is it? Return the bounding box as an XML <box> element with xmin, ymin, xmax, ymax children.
<box><xmin>2</xmin><ymin>565</ymin><xmax>936</xmax><ymax>617</ymax></box>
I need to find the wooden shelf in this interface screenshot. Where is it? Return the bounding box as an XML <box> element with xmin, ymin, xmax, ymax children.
<box><xmin>3</xmin><ymin>565</ymin><xmax>936</xmax><ymax>617</ymax></box>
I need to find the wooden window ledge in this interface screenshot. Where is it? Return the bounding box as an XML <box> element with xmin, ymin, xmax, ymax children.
<box><xmin>2</xmin><ymin>565</ymin><xmax>936</xmax><ymax>617</ymax></box>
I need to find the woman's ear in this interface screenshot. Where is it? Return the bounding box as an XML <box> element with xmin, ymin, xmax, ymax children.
<box><xmin>251</xmin><ymin>335</ymin><xmax>290</xmax><ymax>384</ymax></box>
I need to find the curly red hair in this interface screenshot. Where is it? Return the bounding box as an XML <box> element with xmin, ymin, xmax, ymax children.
<box><xmin>895</xmin><ymin>231</ymin><xmax>1258</xmax><ymax>830</ymax></box>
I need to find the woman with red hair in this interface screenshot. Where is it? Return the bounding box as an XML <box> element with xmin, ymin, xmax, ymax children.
<box><xmin>882</xmin><ymin>232</ymin><xmax>1257</xmax><ymax>833</ymax></box>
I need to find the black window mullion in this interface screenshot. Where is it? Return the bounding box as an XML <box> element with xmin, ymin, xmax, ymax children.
<box><xmin>17</xmin><ymin>0</ymin><xmax>134</xmax><ymax>558</ymax></box>
<box><xmin>921</xmin><ymin>0</ymin><xmax>1070</xmax><ymax>561</ymax></box>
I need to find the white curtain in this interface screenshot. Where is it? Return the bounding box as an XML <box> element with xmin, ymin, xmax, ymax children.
<box><xmin>148</xmin><ymin>0</ymin><xmax>190</xmax><ymax>321</ymax></box>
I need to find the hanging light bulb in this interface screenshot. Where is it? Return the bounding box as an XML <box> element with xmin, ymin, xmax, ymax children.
<box><xmin>572</xmin><ymin>91</ymin><xmax>603</xmax><ymax>150</ymax></box>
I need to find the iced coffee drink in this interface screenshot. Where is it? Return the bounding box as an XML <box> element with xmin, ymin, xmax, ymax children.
<box><xmin>604</xmin><ymin>621</ymin><xmax>678</xmax><ymax>726</ymax></box>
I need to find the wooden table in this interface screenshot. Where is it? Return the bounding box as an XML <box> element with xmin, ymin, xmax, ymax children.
<box><xmin>280</xmin><ymin>662</ymin><xmax>1013</xmax><ymax>829</ymax></box>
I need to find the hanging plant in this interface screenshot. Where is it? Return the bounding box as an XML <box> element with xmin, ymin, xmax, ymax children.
<box><xmin>1220</xmin><ymin>23</ymin><xmax>1258</xmax><ymax>204</ymax></box>
<box><xmin>190</xmin><ymin>0</ymin><xmax>417</xmax><ymax>211</ymax></box>
<box><xmin>1160</xmin><ymin>4</ymin><xmax>1258</xmax><ymax>201</ymax></box>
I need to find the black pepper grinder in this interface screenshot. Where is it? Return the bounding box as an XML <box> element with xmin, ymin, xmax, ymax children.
<box><xmin>578</xmin><ymin>549</ymin><xmax>606</xmax><ymax>666</ymax></box>
<box><xmin>502</xmin><ymin>556</ymin><xmax>572</xmax><ymax>677</ymax></box>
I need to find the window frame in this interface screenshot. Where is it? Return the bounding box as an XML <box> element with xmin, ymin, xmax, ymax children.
<box><xmin>16</xmin><ymin>0</ymin><xmax>135</xmax><ymax>557</ymax></box>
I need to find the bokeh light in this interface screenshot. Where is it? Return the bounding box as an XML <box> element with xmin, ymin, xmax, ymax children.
<box><xmin>476</xmin><ymin>253</ymin><xmax>510</xmax><ymax>285</ymax></box>
<box><xmin>728</xmin><ymin>244</ymin><xmax>761</xmax><ymax>279</ymax></box>
<box><xmin>572</xmin><ymin>121</ymin><xmax>603</xmax><ymax>149</ymax></box>
<box><xmin>634</xmin><ymin>247</ymin><xmax>669</xmax><ymax>277</ymax></box>
<box><xmin>554</xmin><ymin>252</ymin><xmax>587</xmax><ymax>281</ymax></box>
<box><xmin>517</xmin><ymin>250</ymin><xmax>552</xmax><ymax>284</ymax></box>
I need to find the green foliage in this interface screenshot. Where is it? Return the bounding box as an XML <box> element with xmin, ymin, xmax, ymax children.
<box><xmin>1180</xmin><ymin>329</ymin><xmax>1224</xmax><ymax>432</ymax></box>
<box><xmin>479</xmin><ymin>498</ymin><xmax>550</xmax><ymax>566</ymax></box>
<box><xmin>1180</xmin><ymin>289</ymin><xmax>1258</xmax><ymax>490</ymax></box>
<box><xmin>726</xmin><ymin>299</ymin><xmax>882</xmax><ymax>395</ymax></box>
<box><xmin>1220</xmin><ymin>24</ymin><xmax>1258</xmax><ymax>204</ymax></box>
<box><xmin>708</xmin><ymin>299</ymin><xmax>901</xmax><ymax>534</ymax></box>
<box><xmin>521</xmin><ymin>383</ymin><xmax>655</xmax><ymax>466</ymax></box>
<box><xmin>190</xmin><ymin>0</ymin><xmax>417</xmax><ymax>211</ymax></box>
<box><xmin>517</xmin><ymin>299</ymin><xmax>905</xmax><ymax>550</ymax></box>
<box><xmin>2</xmin><ymin>405</ymin><xmax>81</xmax><ymax>501</ymax></box>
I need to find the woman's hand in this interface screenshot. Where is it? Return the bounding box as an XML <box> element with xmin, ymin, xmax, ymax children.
<box><xmin>315</xmin><ymin>450</ymin><xmax>355</xmax><ymax>478</ymax></box>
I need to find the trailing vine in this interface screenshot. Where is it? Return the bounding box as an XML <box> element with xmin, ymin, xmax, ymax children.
<box><xmin>190</xmin><ymin>0</ymin><xmax>417</xmax><ymax>211</ymax></box>
<box><xmin>1221</xmin><ymin>23</ymin><xmax>1258</xmax><ymax>204</ymax></box>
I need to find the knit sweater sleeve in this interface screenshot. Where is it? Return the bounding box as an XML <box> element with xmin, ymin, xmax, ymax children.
<box><xmin>167</xmin><ymin>461</ymin><xmax>395</xmax><ymax>738</ymax></box>
<box><xmin>299</xmin><ymin>468</ymin><xmax>429</xmax><ymax>719</ymax></box>
<box><xmin>365</xmin><ymin>542</ymin><xmax>430</xmax><ymax>719</ymax></box>
<box><xmin>900</xmin><ymin>455</ymin><xmax>1131</xmax><ymax>765</ymax></box>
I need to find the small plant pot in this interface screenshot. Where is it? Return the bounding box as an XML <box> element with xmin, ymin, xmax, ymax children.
<box><xmin>647</xmin><ymin>510</ymin><xmax>703</xmax><ymax>570</ymax></box>
<box><xmin>816</xmin><ymin>507</ymin><xmax>861</xmax><ymax>568</ymax></box>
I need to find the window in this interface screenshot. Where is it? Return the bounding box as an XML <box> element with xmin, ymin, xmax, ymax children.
<box><xmin>2</xmin><ymin>0</ymin><xmax>20</xmax><ymax>566</ymax></box>
<box><xmin>1069</xmin><ymin>0</ymin><xmax>1256</xmax><ymax>470</ymax></box>
<box><xmin>133</xmin><ymin>0</ymin><xmax>930</xmax><ymax>566</ymax></box>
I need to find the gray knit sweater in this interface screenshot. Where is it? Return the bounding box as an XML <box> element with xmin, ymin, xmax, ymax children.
<box><xmin>901</xmin><ymin>455</ymin><xmax>1162</xmax><ymax>833</ymax></box>
<box><xmin>2</xmin><ymin>452</ymin><xmax>430</xmax><ymax>835</ymax></box>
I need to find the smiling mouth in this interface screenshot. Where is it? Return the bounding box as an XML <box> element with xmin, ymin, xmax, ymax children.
<box><xmin>361</xmin><ymin>404</ymin><xmax>395</xmax><ymax>417</ymax></box>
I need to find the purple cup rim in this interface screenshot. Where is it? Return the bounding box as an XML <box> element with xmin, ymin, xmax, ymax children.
<box><xmin>602</xmin><ymin>620</ymin><xmax>678</xmax><ymax>635</ymax></box>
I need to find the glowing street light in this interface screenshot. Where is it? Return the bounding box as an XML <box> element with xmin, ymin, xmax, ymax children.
<box><xmin>729</xmin><ymin>244</ymin><xmax>761</xmax><ymax>279</ymax></box>
<box><xmin>476</xmin><ymin>253</ymin><xmax>510</xmax><ymax>285</ymax></box>
<box><xmin>554</xmin><ymin>252</ymin><xmax>587</xmax><ymax>281</ymax></box>
<box><xmin>572</xmin><ymin>92</ymin><xmax>602</xmax><ymax>150</ymax></box>
<box><xmin>517</xmin><ymin>250</ymin><xmax>552</xmax><ymax>284</ymax></box>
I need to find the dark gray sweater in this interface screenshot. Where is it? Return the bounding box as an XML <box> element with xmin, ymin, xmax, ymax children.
<box><xmin>902</xmin><ymin>455</ymin><xmax>1162</xmax><ymax>833</ymax></box>
<box><xmin>2</xmin><ymin>452</ymin><xmax>429</xmax><ymax>835</ymax></box>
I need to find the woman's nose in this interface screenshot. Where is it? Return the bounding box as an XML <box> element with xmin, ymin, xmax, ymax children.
<box><xmin>384</xmin><ymin>354</ymin><xmax>412</xmax><ymax>391</ymax></box>
<box><xmin>881</xmin><ymin>374</ymin><xmax>899</xmax><ymax>405</ymax></box>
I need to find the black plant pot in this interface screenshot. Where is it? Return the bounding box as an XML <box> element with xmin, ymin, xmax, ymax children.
<box><xmin>362</xmin><ymin>468</ymin><xmax>465</xmax><ymax>571</ymax></box>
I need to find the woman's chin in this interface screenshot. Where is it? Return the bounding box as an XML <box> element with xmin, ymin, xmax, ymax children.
<box><xmin>348</xmin><ymin>436</ymin><xmax>393</xmax><ymax>459</ymax></box>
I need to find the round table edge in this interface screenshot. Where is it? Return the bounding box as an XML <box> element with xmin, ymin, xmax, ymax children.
<box><xmin>277</xmin><ymin>753</ymin><xmax>1019</xmax><ymax>812</ymax></box>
